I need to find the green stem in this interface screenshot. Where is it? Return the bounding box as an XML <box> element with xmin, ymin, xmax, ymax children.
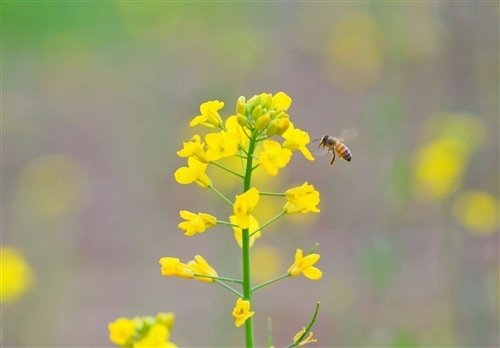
<box><xmin>250</xmin><ymin>210</ymin><xmax>286</xmax><ymax>237</ymax></box>
<box><xmin>252</xmin><ymin>273</ymin><xmax>289</xmax><ymax>292</ymax></box>
<box><xmin>209</xmin><ymin>184</ymin><xmax>233</xmax><ymax>207</ymax></box>
<box><xmin>284</xmin><ymin>302</ymin><xmax>321</xmax><ymax>348</ymax></box>
<box><xmin>216</xmin><ymin>220</ymin><xmax>239</xmax><ymax>228</ymax></box>
<box><xmin>210</xmin><ymin>161</ymin><xmax>244</xmax><ymax>179</ymax></box>
<box><xmin>242</xmin><ymin>131</ymin><xmax>257</xmax><ymax>348</ymax></box>
<box><xmin>195</xmin><ymin>273</ymin><xmax>242</xmax><ymax>284</ymax></box>
<box><xmin>214</xmin><ymin>279</ymin><xmax>243</xmax><ymax>298</ymax></box>
<box><xmin>259</xmin><ymin>191</ymin><xmax>285</xmax><ymax>197</ymax></box>
<box><xmin>266</xmin><ymin>318</ymin><xmax>273</xmax><ymax>348</ymax></box>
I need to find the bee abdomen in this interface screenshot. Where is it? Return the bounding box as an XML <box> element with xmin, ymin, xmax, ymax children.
<box><xmin>336</xmin><ymin>143</ymin><xmax>352</xmax><ymax>162</ymax></box>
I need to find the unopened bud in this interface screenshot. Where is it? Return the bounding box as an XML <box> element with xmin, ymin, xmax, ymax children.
<box><xmin>267</xmin><ymin>120</ymin><xmax>279</xmax><ymax>137</ymax></box>
<box><xmin>276</xmin><ymin>118</ymin><xmax>291</xmax><ymax>135</ymax></box>
<box><xmin>252</xmin><ymin>105</ymin><xmax>263</xmax><ymax>120</ymax></box>
<box><xmin>236</xmin><ymin>96</ymin><xmax>246</xmax><ymax>115</ymax></box>
<box><xmin>255</xmin><ymin>113</ymin><xmax>271</xmax><ymax>131</ymax></box>
<box><xmin>237</xmin><ymin>113</ymin><xmax>248</xmax><ymax>127</ymax></box>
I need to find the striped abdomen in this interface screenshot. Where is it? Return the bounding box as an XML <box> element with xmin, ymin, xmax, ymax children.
<box><xmin>334</xmin><ymin>142</ymin><xmax>352</xmax><ymax>162</ymax></box>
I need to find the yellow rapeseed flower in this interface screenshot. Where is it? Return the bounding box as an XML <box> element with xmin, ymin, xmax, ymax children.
<box><xmin>174</xmin><ymin>157</ymin><xmax>211</xmax><ymax>188</ymax></box>
<box><xmin>288</xmin><ymin>249</ymin><xmax>322</xmax><ymax>280</ymax></box>
<box><xmin>230</xmin><ymin>214</ymin><xmax>262</xmax><ymax>248</ymax></box>
<box><xmin>282</xmin><ymin>123</ymin><xmax>315</xmax><ymax>161</ymax></box>
<box><xmin>232</xmin><ymin>297</ymin><xmax>255</xmax><ymax>327</ymax></box>
<box><xmin>453</xmin><ymin>191</ymin><xmax>498</xmax><ymax>235</ymax></box>
<box><xmin>270</xmin><ymin>91</ymin><xmax>292</xmax><ymax>110</ymax></box>
<box><xmin>293</xmin><ymin>327</ymin><xmax>318</xmax><ymax>346</ymax></box>
<box><xmin>205</xmin><ymin>131</ymin><xmax>240</xmax><ymax>162</ymax></box>
<box><xmin>133</xmin><ymin>323</ymin><xmax>172</xmax><ymax>348</ymax></box>
<box><xmin>258</xmin><ymin>140</ymin><xmax>292</xmax><ymax>176</ymax></box>
<box><xmin>178</xmin><ymin>210</ymin><xmax>217</xmax><ymax>236</ymax></box>
<box><xmin>176</xmin><ymin>135</ymin><xmax>207</xmax><ymax>163</ymax></box>
<box><xmin>190</xmin><ymin>100</ymin><xmax>224</xmax><ymax>128</ymax></box>
<box><xmin>284</xmin><ymin>182</ymin><xmax>320</xmax><ymax>214</ymax></box>
<box><xmin>108</xmin><ymin>317</ymin><xmax>136</xmax><ymax>346</ymax></box>
<box><xmin>187</xmin><ymin>255</ymin><xmax>218</xmax><ymax>283</ymax></box>
<box><xmin>159</xmin><ymin>257</ymin><xmax>194</xmax><ymax>279</ymax></box>
<box><xmin>226</xmin><ymin>115</ymin><xmax>249</xmax><ymax>149</ymax></box>
<box><xmin>233</xmin><ymin>187</ymin><xmax>260</xmax><ymax>229</ymax></box>
<box><xmin>0</xmin><ymin>247</ymin><xmax>34</xmax><ymax>303</ymax></box>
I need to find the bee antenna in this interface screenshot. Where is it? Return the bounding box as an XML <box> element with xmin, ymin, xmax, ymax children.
<box><xmin>311</xmin><ymin>138</ymin><xmax>320</xmax><ymax>143</ymax></box>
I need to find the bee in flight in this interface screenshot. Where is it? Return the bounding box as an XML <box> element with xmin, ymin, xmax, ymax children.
<box><xmin>313</xmin><ymin>129</ymin><xmax>356</xmax><ymax>167</ymax></box>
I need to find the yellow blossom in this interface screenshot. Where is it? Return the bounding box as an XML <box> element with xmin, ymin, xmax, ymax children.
<box><xmin>187</xmin><ymin>255</ymin><xmax>218</xmax><ymax>283</ymax></box>
<box><xmin>133</xmin><ymin>323</ymin><xmax>171</xmax><ymax>348</ymax></box>
<box><xmin>232</xmin><ymin>297</ymin><xmax>255</xmax><ymax>327</ymax></box>
<box><xmin>176</xmin><ymin>135</ymin><xmax>207</xmax><ymax>163</ymax></box>
<box><xmin>190</xmin><ymin>100</ymin><xmax>224</xmax><ymax>128</ymax></box>
<box><xmin>270</xmin><ymin>91</ymin><xmax>292</xmax><ymax>110</ymax></box>
<box><xmin>293</xmin><ymin>327</ymin><xmax>318</xmax><ymax>346</ymax></box>
<box><xmin>230</xmin><ymin>214</ymin><xmax>262</xmax><ymax>248</ymax></box>
<box><xmin>282</xmin><ymin>123</ymin><xmax>315</xmax><ymax>161</ymax></box>
<box><xmin>234</xmin><ymin>187</ymin><xmax>260</xmax><ymax>229</ymax></box>
<box><xmin>226</xmin><ymin>115</ymin><xmax>250</xmax><ymax>149</ymax></box>
<box><xmin>159</xmin><ymin>257</ymin><xmax>194</xmax><ymax>279</ymax></box>
<box><xmin>453</xmin><ymin>191</ymin><xmax>498</xmax><ymax>235</ymax></box>
<box><xmin>288</xmin><ymin>249</ymin><xmax>322</xmax><ymax>280</ymax></box>
<box><xmin>284</xmin><ymin>182</ymin><xmax>320</xmax><ymax>214</ymax></box>
<box><xmin>258</xmin><ymin>140</ymin><xmax>292</xmax><ymax>176</ymax></box>
<box><xmin>178</xmin><ymin>210</ymin><xmax>217</xmax><ymax>236</ymax></box>
<box><xmin>174</xmin><ymin>157</ymin><xmax>211</xmax><ymax>188</ymax></box>
<box><xmin>108</xmin><ymin>317</ymin><xmax>136</xmax><ymax>346</ymax></box>
<box><xmin>0</xmin><ymin>247</ymin><xmax>34</xmax><ymax>303</ymax></box>
<box><xmin>205</xmin><ymin>131</ymin><xmax>240</xmax><ymax>162</ymax></box>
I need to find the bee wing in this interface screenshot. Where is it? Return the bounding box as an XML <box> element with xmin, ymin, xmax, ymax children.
<box><xmin>336</xmin><ymin>128</ymin><xmax>357</xmax><ymax>143</ymax></box>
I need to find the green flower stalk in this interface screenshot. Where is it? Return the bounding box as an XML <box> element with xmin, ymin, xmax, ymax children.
<box><xmin>109</xmin><ymin>92</ymin><xmax>324</xmax><ymax>348</ymax></box>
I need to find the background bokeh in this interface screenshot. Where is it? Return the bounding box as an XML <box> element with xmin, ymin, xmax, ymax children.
<box><xmin>3</xmin><ymin>2</ymin><xmax>499</xmax><ymax>347</ymax></box>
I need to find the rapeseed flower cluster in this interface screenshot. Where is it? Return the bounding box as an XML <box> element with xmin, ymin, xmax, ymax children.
<box><xmin>110</xmin><ymin>92</ymin><xmax>322</xmax><ymax>347</ymax></box>
<box><xmin>108</xmin><ymin>312</ymin><xmax>177</xmax><ymax>348</ymax></box>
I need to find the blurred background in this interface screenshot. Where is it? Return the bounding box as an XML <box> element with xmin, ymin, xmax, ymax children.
<box><xmin>3</xmin><ymin>2</ymin><xmax>499</xmax><ymax>347</ymax></box>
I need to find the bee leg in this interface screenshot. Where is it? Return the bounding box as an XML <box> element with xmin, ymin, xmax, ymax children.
<box><xmin>330</xmin><ymin>151</ymin><xmax>336</xmax><ymax>167</ymax></box>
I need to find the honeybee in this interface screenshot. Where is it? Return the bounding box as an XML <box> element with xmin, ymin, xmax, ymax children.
<box><xmin>313</xmin><ymin>129</ymin><xmax>356</xmax><ymax>167</ymax></box>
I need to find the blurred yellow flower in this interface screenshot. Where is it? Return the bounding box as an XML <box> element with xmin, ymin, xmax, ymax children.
<box><xmin>159</xmin><ymin>257</ymin><xmax>194</xmax><ymax>279</ymax></box>
<box><xmin>205</xmin><ymin>131</ymin><xmax>240</xmax><ymax>162</ymax></box>
<box><xmin>232</xmin><ymin>297</ymin><xmax>255</xmax><ymax>327</ymax></box>
<box><xmin>1</xmin><ymin>247</ymin><xmax>34</xmax><ymax>303</ymax></box>
<box><xmin>190</xmin><ymin>100</ymin><xmax>224</xmax><ymax>128</ymax></box>
<box><xmin>251</xmin><ymin>246</ymin><xmax>283</xmax><ymax>283</ymax></box>
<box><xmin>453</xmin><ymin>191</ymin><xmax>498</xmax><ymax>235</ymax></box>
<box><xmin>282</xmin><ymin>123</ymin><xmax>315</xmax><ymax>161</ymax></box>
<box><xmin>413</xmin><ymin>138</ymin><xmax>467</xmax><ymax>203</ymax></box>
<box><xmin>176</xmin><ymin>135</ymin><xmax>207</xmax><ymax>163</ymax></box>
<box><xmin>19</xmin><ymin>154</ymin><xmax>90</xmax><ymax>217</ymax></box>
<box><xmin>293</xmin><ymin>327</ymin><xmax>318</xmax><ymax>346</ymax></box>
<box><xmin>174</xmin><ymin>157</ymin><xmax>211</xmax><ymax>188</ymax></box>
<box><xmin>258</xmin><ymin>140</ymin><xmax>292</xmax><ymax>176</ymax></box>
<box><xmin>230</xmin><ymin>214</ymin><xmax>261</xmax><ymax>248</ymax></box>
<box><xmin>284</xmin><ymin>182</ymin><xmax>320</xmax><ymax>214</ymax></box>
<box><xmin>234</xmin><ymin>187</ymin><xmax>260</xmax><ymax>229</ymax></box>
<box><xmin>108</xmin><ymin>317</ymin><xmax>136</xmax><ymax>346</ymax></box>
<box><xmin>187</xmin><ymin>255</ymin><xmax>218</xmax><ymax>283</ymax></box>
<box><xmin>328</xmin><ymin>12</ymin><xmax>384</xmax><ymax>90</ymax></box>
<box><xmin>134</xmin><ymin>323</ymin><xmax>174</xmax><ymax>348</ymax></box>
<box><xmin>288</xmin><ymin>249</ymin><xmax>322</xmax><ymax>280</ymax></box>
<box><xmin>178</xmin><ymin>210</ymin><xmax>217</xmax><ymax>236</ymax></box>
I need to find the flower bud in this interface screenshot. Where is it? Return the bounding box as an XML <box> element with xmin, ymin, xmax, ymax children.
<box><xmin>267</xmin><ymin>120</ymin><xmax>279</xmax><ymax>137</ymax></box>
<box><xmin>237</xmin><ymin>113</ymin><xmax>248</xmax><ymax>127</ymax></box>
<box><xmin>260</xmin><ymin>93</ymin><xmax>272</xmax><ymax>110</ymax></box>
<box><xmin>276</xmin><ymin>118</ymin><xmax>291</xmax><ymax>135</ymax></box>
<box><xmin>255</xmin><ymin>113</ymin><xmax>271</xmax><ymax>131</ymax></box>
<box><xmin>236</xmin><ymin>96</ymin><xmax>246</xmax><ymax>115</ymax></box>
<box><xmin>252</xmin><ymin>105</ymin><xmax>263</xmax><ymax>120</ymax></box>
